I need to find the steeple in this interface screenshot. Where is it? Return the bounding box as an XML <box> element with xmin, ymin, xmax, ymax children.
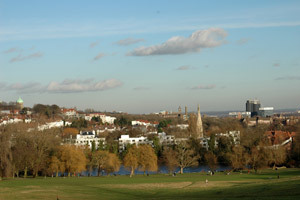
<box><xmin>196</xmin><ymin>104</ymin><xmax>203</xmax><ymax>138</ymax></box>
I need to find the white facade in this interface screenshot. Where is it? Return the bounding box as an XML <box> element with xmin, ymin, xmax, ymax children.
<box><xmin>71</xmin><ymin>131</ymin><xmax>106</xmax><ymax>149</ymax></box>
<box><xmin>118</xmin><ymin>135</ymin><xmax>153</xmax><ymax>152</ymax></box>
<box><xmin>158</xmin><ymin>132</ymin><xmax>175</xmax><ymax>145</ymax></box>
<box><xmin>215</xmin><ymin>130</ymin><xmax>240</xmax><ymax>145</ymax></box>
<box><xmin>100</xmin><ymin>115</ymin><xmax>116</xmax><ymax>124</ymax></box>
<box><xmin>38</xmin><ymin>120</ymin><xmax>72</xmax><ymax>131</ymax></box>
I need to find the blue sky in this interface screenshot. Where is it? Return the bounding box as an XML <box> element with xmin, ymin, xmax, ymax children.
<box><xmin>0</xmin><ymin>0</ymin><xmax>300</xmax><ymax>113</ymax></box>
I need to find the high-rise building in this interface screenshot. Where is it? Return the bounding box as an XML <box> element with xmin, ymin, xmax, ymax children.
<box><xmin>196</xmin><ymin>104</ymin><xmax>204</xmax><ymax>138</ymax></box>
<box><xmin>246</xmin><ymin>99</ymin><xmax>261</xmax><ymax>117</ymax></box>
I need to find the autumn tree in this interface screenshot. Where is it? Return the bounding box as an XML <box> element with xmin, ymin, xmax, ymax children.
<box><xmin>123</xmin><ymin>145</ymin><xmax>139</xmax><ymax>177</ymax></box>
<box><xmin>48</xmin><ymin>156</ymin><xmax>65</xmax><ymax>177</ymax></box>
<box><xmin>105</xmin><ymin>153</ymin><xmax>121</xmax><ymax>175</ymax></box>
<box><xmin>204</xmin><ymin>152</ymin><xmax>218</xmax><ymax>172</ymax></box>
<box><xmin>248</xmin><ymin>145</ymin><xmax>270</xmax><ymax>173</ymax></box>
<box><xmin>60</xmin><ymin>145</ymin><xmax>87</xmax><ymax>177</ymax></box>
<box><xmin>162</xmin><ymin>147</ymin><xmax>178</xmax><ymax>174</ymax></box>
<box><xmin>91</xmin><ymin>150</ymin><xmax>109</xmax><ymax>176</ymax></box>
<box><xmin>138</xmin><ymin>145</ymin><xmax>158</xmax><ymax>174</ymax></box>
<box><xmin>267</xmin><ymin>146</ymin><xmax>287</xmax><ymax>168</ymax></box>
<box><xmin>176</xmin><ymin>142</ymin><xmax>199</xmax><ymax>174</ymax></box>
<box><xmin>0</xmin><ymin>132</ymin><xmax>12</xmax><ymax>178</ymax></box>
<box><xmin>229</xmin><ymin>145</ymin><xmax>248</xmax><ymax>171</ymax></box>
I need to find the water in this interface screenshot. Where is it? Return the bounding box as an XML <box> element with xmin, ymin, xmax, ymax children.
<box><xmin>80</xmin><ymin>165</ymin><xmax>231</xmax><ymax>176</ymax></box>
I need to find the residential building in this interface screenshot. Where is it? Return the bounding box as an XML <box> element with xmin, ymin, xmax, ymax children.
<box><xmin>66</xmin><ymin>130</ymin><xmax>106</xmax><ymax>149</ymax></box>
<box><xmin>118</xmin><ymin>135</ymin><xmax>153</xmax><ymax>152</ymax></box>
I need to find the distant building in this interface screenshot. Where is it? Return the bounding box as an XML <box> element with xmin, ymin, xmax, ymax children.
<box><xmin>229</xmin><ymin>111</ymin><xmax>251</xmax><ymax>118</ymax></box>
<box><xmin>16</xmin><ymin>97</ymin><xmax>24</xmax><ymax>109</ymax></box>
<box><xmin>66</xmin><ymin>130</ymin><xmax>106</xmax><ymax>149</ymax></box>
<box><xmin>246</xmin><ymin>99</ymin><xmax>261</xmax><ymax>117</ymax></box>
<box><xmin>258</xmin><ymin>107</ymin><xmax>274</xmax><ymax>117</ymax></box>
<box><xmin>118</xmin><ymin>135</ymin><xmax>153</xmax><ymax>152</ymax></box>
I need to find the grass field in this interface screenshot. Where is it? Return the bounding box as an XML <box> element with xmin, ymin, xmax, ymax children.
<box><xmin>1</xmin><ymin>168</ymin><xmax>300</xmax><ymax>200</ymax></box>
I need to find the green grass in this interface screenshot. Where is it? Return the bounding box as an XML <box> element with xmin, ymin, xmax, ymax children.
<box><xmin>1</xmin><ymin>168</ymin><xmax>300</xmax><ymax>200</ymax></box>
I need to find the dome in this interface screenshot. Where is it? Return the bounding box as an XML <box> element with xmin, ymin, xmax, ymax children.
<box><xmin>16</xmin><ymin>97</ymin><xmax>24</xmax><ymax>104</ymax></box>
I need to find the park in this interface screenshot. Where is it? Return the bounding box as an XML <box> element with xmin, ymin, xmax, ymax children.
<box><xmin>0</xmin><ymin>168</ymin><xmax>300</xmax><ymax>200</ymax></box>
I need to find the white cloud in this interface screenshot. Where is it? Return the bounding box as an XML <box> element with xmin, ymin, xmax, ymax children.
<box><xmin>6</xmin><ymin>82</ymin><xmax>44</xmax><ymax>93</ymax></box>
<box><xmin>46</xmin><ymin>79</ymin><xmax>122</xmax><ymax>93</ymax></box>
<box><xmin>10</xmin><ymin>52</ymin><xmax>43</xmax><ymax>63</ymax></box>
<box><xmin>115</xmin><ymin>38</ymin><xmax>145</xmax><ymax>46</ymax></box>
<box><xmin>191</xmin><ymin>84</ymin><xmax>216</xmax><ymax>90</ymax></box>
<box><xmin>127</xmin><ymin>28</ymin><xmax>227</xmax><ymax>56</ymax></box>
<box><xmin>0</xmin><ymin>79</ymin><xmax>122</xmax><ymax>93</ymax></box>
<box><xmin>94</xmin><ymin>53</ymin><xmax>105</xmax><ymax>60</ymax></box>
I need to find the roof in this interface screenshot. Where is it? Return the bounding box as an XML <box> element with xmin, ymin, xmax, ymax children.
<box><xmin>16</xmin><ymin>97</ymin><xmax>23</xmax><ymax>103</ymax></box>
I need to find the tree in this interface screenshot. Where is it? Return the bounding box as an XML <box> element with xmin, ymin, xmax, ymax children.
<box><xmin>91</xmin><ymin>150</ymin><xmax>109</xmax><ymax>176</ymax></box>
<box><xmin>60</xmin><ymin>145</ymin><xmax>87</xmax><ymax>177</ymax></box>
<box><xmin>105</xmin><ymin>153</ymin><xmax>121</xmax><ymax>175</ymax></box>
<box><xmin>176</xmin><ymin>142</ymin><xmax>199</xmax><ymax>174</ymax></box>
<box><xmin>248</xmin><ymin>145</ymin><xmax>269</xmax><ymax>173</ymax></box>
<box><xmin>229</xmin><ymin>145</ymin><xmax>248</xmax><ymax>171</ymax></box>
<box><xmin>162</xmin><ymin>148</ymin><xmax>178</xmax><ymax>174</ymax></box>
<box><xmin>124</xmin><ymin>146</ymin><xmax>139</xmax><ymax>177</ymax></box>
<box><xmin>138</xmin><ymin>145</ymin><xmax>158</xmax><ymax>174</ymax></box>
<box><xmin>204</xmin><ymin>152</ymin><xmax>218</xmax><ymax>172</ymax></box>
<box><xmin>0</xmin><ymin>132</ymin><xmax>12</xmax><ymax>178</ymax></box>
<box><xmin>48</xmin><ymin>156</ymin><xmax>65</xmax><ymax>177</ymax></box>
<box><xmin>267</xmin><ymin>146</ymin><xmax>287</xmax><ymax>168</ymax></box>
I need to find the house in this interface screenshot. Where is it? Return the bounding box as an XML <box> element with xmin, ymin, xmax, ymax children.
<box><xmin>265</xmin><ymin>131</ymin><xmax>296</xmax><ymax>150</ymax></box>
<box><xmin>66</xmin><ymin>130</ymin><xmax>106</xmax><ymax>149</ymax></box>
<box><xmin>61</xmin><ymin>108</ymin><xmax>78</xmax><ymax>117</ymax></box>
<box><xmin>118</xmin><ymin>135</ymin><xmax>153</xmax><ymax>152</ymax></box>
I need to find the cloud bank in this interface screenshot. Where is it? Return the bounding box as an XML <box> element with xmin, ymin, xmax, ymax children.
<box><xmin>115</xmin><ymin>38</ymin><xmax>145</xmax><ymax>46</ymax></box>
<box><xmin>127</xmin><ymin>28</ymin><xmax>227</xmax><ymax>56</ymax></box>
<box><xmin>275</xmin><ymin>76</ymin><xmax>300</xmax><ymax>81</ymax></box>
<box><xmin>191</xmin><ymin>84</ymin><xmax>216</xmax><ymax>90</ymax></box>
<box><xmin>0</xmin><ymin>79</ymin><xmax>122</xmax><ymax>93</ymax></box>
<box><xmin>10</xmin><ymin>52</ymin><xmax>43</xmax><ymax>63</ymax></box>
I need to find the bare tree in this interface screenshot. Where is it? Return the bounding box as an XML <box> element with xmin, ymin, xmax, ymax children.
<box><xmin>176</xmin><ymin>142</ymin><xmax>199</xmax><ymax>174</ymax></box>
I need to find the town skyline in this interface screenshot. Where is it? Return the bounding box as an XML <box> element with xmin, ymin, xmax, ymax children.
<box><xmin>1</xmin><ymin>0</ymin><xmax>300</xmax><ymax>113</ymax></box>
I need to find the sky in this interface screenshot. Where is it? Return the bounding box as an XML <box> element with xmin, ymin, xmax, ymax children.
<box><xmin>0</xmin><ymin>0</ymin><xmax>300</xmax><ymax>114</ymax></box>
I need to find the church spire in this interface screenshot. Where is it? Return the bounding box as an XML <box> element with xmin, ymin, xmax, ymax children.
<box><xmin>196</xmin><ymin>104</ymin><xmax>203</xmax><ymax>138</ymax></box>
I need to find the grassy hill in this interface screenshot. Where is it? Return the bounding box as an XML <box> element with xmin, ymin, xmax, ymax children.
<box><xmin>0</xmin><ymin>168</ymin><xmax>300</xmax><ymax>200</ymax></box>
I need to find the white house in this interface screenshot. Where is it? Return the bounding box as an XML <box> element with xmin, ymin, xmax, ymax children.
<box><xmin>118</xmin><ymin>135</ymin><xmax>153</xmax><ymax>152</ymax></box>
<box><xmin>215</xmin><ymin>130</ymin><xmax>240</xmax><ymax>146</ymax></box>
<box><xmin>68</xmin><ymin>131</ymin><xmax>106</xmax><ymax>149</ymax></box>
<box><xmin>100</xmin><ymin>115</ymin><xmax>116</xmax><ymax>124</ymax></box>
<box><xmin>38</xmin><ymin>120</ymin><xmax>72</xmax><ymax>131</ymax></box>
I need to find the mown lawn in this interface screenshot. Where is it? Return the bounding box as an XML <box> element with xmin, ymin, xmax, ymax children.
<box><xmin>0</xmin><ymin>168</ymin><xmax>300</xmax><ymax>200</ymax></box>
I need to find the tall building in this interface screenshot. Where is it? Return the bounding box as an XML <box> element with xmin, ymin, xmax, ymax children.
<box><xmin>246</xmin><ymin>99</ymin><xmax>261</xmax><ymax>117</ymax></box>
<box><xmin>16</xmin><ymin>97</ymin><xmax>24</xmax><ymax>109</ymax></box>
<box><xmin>196</xmin><ymin>105</ymin><xmax>204</xmax><ymax>138</ymax></box>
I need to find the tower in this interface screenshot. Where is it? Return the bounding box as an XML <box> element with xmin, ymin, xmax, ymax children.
<box><xmin>196</xmin><ymin>104</ymin><xmax>204</xmax><ymax>138</ymax></box>
<box><xmin>185</xmin><ymin>106</ymin><xmax>187</xmax><ymax>116</ymax></box>
<box><xmin>16</xmin><ymin>97</ymin><xmax>24</xmax><ymax>110</ymax></box>
<box><xmin>178</xmin><ymin>106</ymin><xmax>182</xmax><ymax>113</ymax></box>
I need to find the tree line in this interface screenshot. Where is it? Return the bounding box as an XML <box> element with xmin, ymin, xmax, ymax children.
<box><xmin>1</xmin><ymin>122</ymin><xmax>300</xmax><ymax>179</ymax></box>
